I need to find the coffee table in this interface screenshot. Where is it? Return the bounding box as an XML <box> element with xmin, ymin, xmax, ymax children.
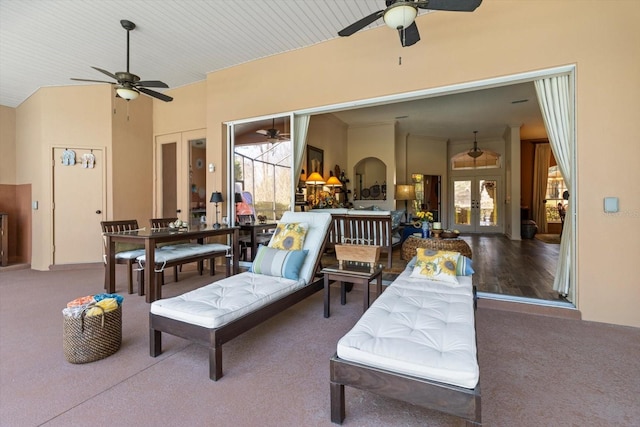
<box><xmin>322</xmin><ymin>262</ymin><xmax>383</xmax><ymax>318</ymax></box>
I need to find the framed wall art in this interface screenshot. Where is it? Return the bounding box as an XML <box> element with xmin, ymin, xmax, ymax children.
<box><xmin>307</xmin><ymin>145</ymin><xmax>324</xmax><ymax>176</ymax></box>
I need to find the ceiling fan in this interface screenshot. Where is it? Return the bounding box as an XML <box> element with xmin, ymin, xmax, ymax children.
<box><xmin>71</xmin><ymin>20</ymin><xmax>173</xmax><ymax>102</ymax></box>
<box><xmin>256</xmin><ymin>119</ymin><xmax>290</xmax><ymax>142</ymax></box>
<box><xmin>338</xmin><ymin>0</ymin><xmax>483</xmax><ymax>47</ymax></box>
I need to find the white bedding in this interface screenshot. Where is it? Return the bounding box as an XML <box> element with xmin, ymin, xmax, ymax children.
<box><xmin>336</xmin><ymin>267</ymin><xmax>479</xmax><ymax>389</ymax></box>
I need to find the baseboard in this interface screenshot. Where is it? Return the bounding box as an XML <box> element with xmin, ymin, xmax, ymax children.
<box><xmin>477</xmin><ymin>294</ymin><xmax>581</xmax><ymax>320</ymax></box>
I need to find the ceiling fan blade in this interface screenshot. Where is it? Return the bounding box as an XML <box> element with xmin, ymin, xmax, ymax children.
<box><xmin>91</xmin><ymin>66</ymin><xmax>119</xmax><ymax>81</ymax></box>
<box><xmin>256</xmin><ymin>130</ymin><xmax>269</xmax><ymax>136</ymax></box>
<box><xmin>338</xmin><ymin>10</ymin><xmax>384</xmax><ymax>36</ymax></box>
<box><xmin>136</xmin><ymin>80</ymin><xmax>169</xmax><ymax>88</ymax></box>
<box><xmin>417</xmin><ymin>0</ymin><xmax>482</xmax><ymax>11</ymax></box>
<box><xmin>399</xmin><ymin>22</ymin><xmax>420</xmax><ymax>47</ymax></box>
<box><xmin>138</xmin><ymin>87</ymin><xmax>173</xmax><ymax>102</ymax></box>
<box><xmin>70</xmin><ymin>78</ymin><xmax>115</xmax><ymax>84</ymax></box>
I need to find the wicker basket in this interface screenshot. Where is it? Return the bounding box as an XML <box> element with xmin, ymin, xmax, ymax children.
<box><xmin>63</xmin><ymin>305</ymin><xmax>122</xmax><ymax>364</ymax></box>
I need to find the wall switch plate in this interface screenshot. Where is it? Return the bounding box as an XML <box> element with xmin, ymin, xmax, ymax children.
<box><xmin>603</xmin><ymin>197</ymin><xmax>619</xmax><ymax>213</ymax></box>
<box><xmin>32</xmin><ymin>201</ymin><xmax>38</xmax><ymax>210</ymax></box>
<box><xmin>208</xmin><ymin>163</ymin><xmax>215</xmax><ymax>172</ymax></box>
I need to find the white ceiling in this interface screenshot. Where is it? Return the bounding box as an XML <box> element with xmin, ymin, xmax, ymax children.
<box><xmin>0</xmin><ymin>0</ymin><xmax>546</xmax><ymax>141</ymax></box>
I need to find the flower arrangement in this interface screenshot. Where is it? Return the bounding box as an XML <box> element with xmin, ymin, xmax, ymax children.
<box><xmin>309</xmin><ymin>190</ymin><xmax>340</xmax><ymax>209</ymax></box>
<box><xmin>415</xmin><ymin>211</ymin><xmax>434</xmax><ymax>223</ymax></box>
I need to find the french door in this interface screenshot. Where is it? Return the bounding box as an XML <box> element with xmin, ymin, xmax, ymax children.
<box><xmin>155</xmin><ymin>130</ymin><xmax>205</xmax><ymax>222</ymax></box>
<box><xmin>451</xmin><ymin>176</ymin><xmax>502</xmax><ymax>233</ymax></box>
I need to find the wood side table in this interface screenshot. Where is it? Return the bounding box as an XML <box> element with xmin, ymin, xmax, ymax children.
<box><xmin>322</xmin><ymin>262</ymin><xmax>383</xmax><ymax>318</ymax></box>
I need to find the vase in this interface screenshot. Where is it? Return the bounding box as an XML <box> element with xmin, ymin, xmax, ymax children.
<box><xmin>421</xmin><ymin>221</ymin><xmax>430</xmax><ymax>238</ymax></box>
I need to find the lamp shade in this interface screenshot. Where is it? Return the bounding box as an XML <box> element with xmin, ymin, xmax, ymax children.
<box><xmin>383</xmin><ymin>4</ymin><xmax>418</xmax><ymax>30</ymax></box>
<box><xmin>325</xmin><ymin>176</ymin><xmax>342</xmax><ymax>187</ymax></box>
<box><xmin>305</xmin><ymin>172</ymin><xmax>325</xmax><ymax>185</ymax></box>
<box><xmin>116</xmin><ymin>86</ymin><xmax>139</xmax><ymax>100</ymax></box>
<box><xmin>395</xmin><ymin>184</ymin><xmax>416</xmax><ymax>201</ymax></box>
<box><xmin>210</xmin><ymin>192</ymin><xmax>223</xmax><ymax>203</ymax></box>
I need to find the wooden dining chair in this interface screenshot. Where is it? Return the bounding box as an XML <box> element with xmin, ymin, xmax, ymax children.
<box><xmin>100</xmin><ymin>219</ymin><xmax>145</xmax><ymax>294</ymax></box>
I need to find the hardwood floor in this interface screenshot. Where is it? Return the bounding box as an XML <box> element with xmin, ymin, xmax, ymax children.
<box><xmin>324</xmin><ymin>233</ymin><xmax>564</xmax><ymax>302</ymax></box>
<box><xmin>463</xmin><ymin>234</ymin><xmax>563</xmax><ymax>301</ymax></box>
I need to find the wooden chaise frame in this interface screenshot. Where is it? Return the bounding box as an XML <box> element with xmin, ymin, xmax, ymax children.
<box><xmin>149</xmin><ymin>228</ymin><xmax>331</xmax><ymax>381</ymax></box>
<box><xmin>329</xmin><ymin>292</ymin><xmax>482</xmax><ymax>426</ymax></box>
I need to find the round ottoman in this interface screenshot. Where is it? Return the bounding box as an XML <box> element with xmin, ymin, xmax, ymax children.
<box><xmin>401</xmin><ymin>236</ymin><xmax>473</xmax><ymax>260</ymax></box>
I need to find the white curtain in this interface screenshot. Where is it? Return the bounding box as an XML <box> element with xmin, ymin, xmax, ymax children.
<box><xmin>535</xmin><ymin>75</ymin><xmax>574</xmax><ymax>297</ymax></box>
<box><xmin>293</xmin><ymin>115</ymin><xmax>310</xmax><ymax>179</ymax></box>
<box><xmin>532</xmin><ymin>143</ymin><xmax>551</xmax><ymax>233</ymax></box>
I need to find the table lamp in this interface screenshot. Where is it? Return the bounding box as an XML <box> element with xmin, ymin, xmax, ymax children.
<box><xmin>210</xmin><ymin>192</ymin><xmax>224</xmax><ymax>229</ymax></box>
<box><xmin>325</xmin><ymin>175</ymin><xmax>342</xmax><ymax>196</ymax></box>
<box><xmin>305</xmin><ymin>172</ymin><xmax>325</xmax><ymax>205</ymax></box>
<box><xmin>395</xmin><ymin>184</ymin><xmax>416</xmax><ymax>223</ymax></box>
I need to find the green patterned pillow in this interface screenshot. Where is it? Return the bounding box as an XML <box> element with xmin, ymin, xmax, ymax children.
<box><xmin>250</xmin><ymin>246</ymin><xmax>308</xmax><ymax>280</ymax></box>
<box><xmin>269</xmin><ymin>222</ymin><xmax>308</xmax><ymax>250</ymax></box>
<box><xmin>409</xmin><ymin>249</ymin><xmax>460</xmax><ymax>285</ymax></box>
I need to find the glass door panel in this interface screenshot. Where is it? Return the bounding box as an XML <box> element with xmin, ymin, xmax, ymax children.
<box><xmin>453</xmin><ymin>179</ymin><xmax>473</xmax><ymax>230</ymax></box>
<box><xmin>452</xmin><ymin>177</ymin><xmax>501</xmax><ymax>233</ymax></box>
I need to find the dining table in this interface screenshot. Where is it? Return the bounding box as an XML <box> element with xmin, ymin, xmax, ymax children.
<box><xmin>104</xmin><ymin>225</ymin><xmax>239</xmax><ymax>303</ymax></box>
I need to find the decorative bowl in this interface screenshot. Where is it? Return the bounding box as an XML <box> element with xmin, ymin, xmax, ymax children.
<box><xmin>441</xmin><ymin>230</ymin><xmax>460</xmax><ymax>239</ymax></box>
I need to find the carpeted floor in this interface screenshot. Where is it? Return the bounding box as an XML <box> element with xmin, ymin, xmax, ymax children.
<box><xmin>535</xmin><ymin>234</ymin><xmax>561</xmax><ymax>244</ymax></box>
<box><xmin>1</xmin><ymin>265</ymin><xmax>639</xmax><ymax>426</ymax></box>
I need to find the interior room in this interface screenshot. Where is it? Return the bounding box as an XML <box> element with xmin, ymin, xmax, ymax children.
<box><xmin>1</xmin><ymin>1</ymin><xmax>639</xmax><ymax>426</ymax></box>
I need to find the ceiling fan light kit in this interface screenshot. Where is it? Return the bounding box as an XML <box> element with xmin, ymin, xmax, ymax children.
<box><xmin>116</xmin><ymin>86</ymin><xmax>139</xmax><ymax>100</ymax></box>
<box><xmin>384</xmin><ymin>3</ymin><xmax>418</xmax><ymax>29</ymax></box>
<box><xmin>70</xmin><ymin>19</ymin><xmax>173</xmax><ymax>102</ymax></box>
<box><xmin>338</xmin><ymin>0</ymin><xmax>483</xmax><ymax>47</ymax></box>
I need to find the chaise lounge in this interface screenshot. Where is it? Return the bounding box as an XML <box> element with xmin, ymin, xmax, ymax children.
<box><xmin>149</xmin><ymin>211</ymin><xmax>332</xmax><ymax>380</ymax></box>
<box><xmin>330</xmin><ymin>250</ymin><xmax>481</xmax><ymax>425</ymax></box>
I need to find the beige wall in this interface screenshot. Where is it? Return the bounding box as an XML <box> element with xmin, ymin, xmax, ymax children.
<box><xmin>194</xmin><ymin>1</ymin><xmax>640</xmax><ymax>327</ymax></box>
<box><xmin>111</xmin><ymin>94</ymin><xmax>154</xmax><ymax>225</ymax></box>
<box><xmin>0</xmin><ymin>105</ymin><xmax>16</xmax><ymax>184</ymax></box>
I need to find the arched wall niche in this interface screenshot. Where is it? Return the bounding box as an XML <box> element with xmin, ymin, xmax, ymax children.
<box><xmin>353</xmin><ymin>157</ymin><xmax>387</xmax><ymax>201</ymax></box>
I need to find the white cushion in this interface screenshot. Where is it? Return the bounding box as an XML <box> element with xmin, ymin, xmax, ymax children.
<box><xmin>137</xmin><ymin>243</ymin><xmax>229</xmax><ymax>263</ymax></box>
<box><xmin>150</xmin><ymin>272</ymin><xmax>303</xmax><ymax>328</ymax></box>
<box><xmin>150</xmin><ymin>211</ymin><xmax>332</xmax><ymax>328</ymax></box>
<box><xmin>336</xmin><ymin>268</ymin><xmax>479</xmax><ymax>389</ymax></box>
<box><xmin>115</xmin><ymin>249</ymin><xmax>146</xmax><ymax>260</ymax></box>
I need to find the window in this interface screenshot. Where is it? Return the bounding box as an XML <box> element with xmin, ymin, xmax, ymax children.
<box><xmin>545</xmin><ymin>165</ymin><xmax>567</xmax><ymax>223</ymax></box>
<box><xmin>451</xmin><ymin>150</ymin><xmax>501</xmax><ymax>170</ymax></box>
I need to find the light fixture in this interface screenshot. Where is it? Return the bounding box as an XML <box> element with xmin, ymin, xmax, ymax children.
<box><xmin>468</xmin><ymin>131</ymin><xmax>483</xmax><ymax>158</ymax></box>
<box><xmin>305</xmin><ymin>172</ymin><xmax>325</xmax><ymax>205</ymax></box>
<box><xmin>305</xmin><ymin>172</ymin><xmax>325</xmax><ymax>186</ymax></box>
<box><xmin>210</xmin><ymin>192</ymin><xmax>224</xmax><ymax>229</ymax></box>
<box><xmin>116</xmin><ymin>85</ymin><xmax>139</xmax><ymax>100</ymax></box>
<box><xmin>325</xmin><ymin>175</ymin><xmax>342</xmax><ymax>196</ymax></box>
<box><xmin>395</xmin><ymin>184</ymin><xmax>416</xmax><ymax>223</ymax></box>
<box><xmin>383</xmin><ymin>3</ymin><xmax>418</xmax><ymax>30</ymax></box>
